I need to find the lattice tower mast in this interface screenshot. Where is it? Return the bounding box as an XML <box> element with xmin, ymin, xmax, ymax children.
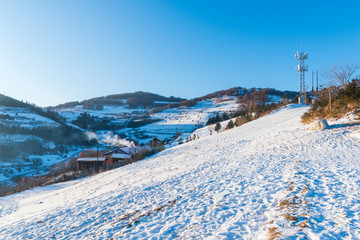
<box><xmin>295</xmin><ymin>50</ymin><xmax>308</xmax><ymax>103</ymax></box>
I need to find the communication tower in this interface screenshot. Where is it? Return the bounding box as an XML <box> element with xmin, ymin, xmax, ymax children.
<box><xmin>295</xmin><ymin>50</ymin><xmax>308</xmax><ymax>103</ymax></box>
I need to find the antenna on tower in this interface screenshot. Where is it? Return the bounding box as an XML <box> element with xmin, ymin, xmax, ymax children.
<box><xmin>295</xmin><ymin>48</ymin><xmax>308</xmax><ymax>104</ymax></box>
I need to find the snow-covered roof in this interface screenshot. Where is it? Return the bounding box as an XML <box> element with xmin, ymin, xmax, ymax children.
<box><xmin>111</xmin><ymin>153</ymin><xmax>131</xmax><ymax>159</ymax></box>
<box><xmin>103</xmin><ymin>148</ymin><xmax>128</xmax><ymax>156</ymax></box>
<box><xmin>119</xmin><ymin>147</ymin><xmax>130</xmax><ymax>154</ymax></box>
<box><xmin>120</xmin><ymin>146</ymin><xmax>142</xmax><ymax>154</ymax></box>
<box><xmin>77</xmin><ymin>157</ymin><xmax>106</xmax><ymax>162</ymax></box>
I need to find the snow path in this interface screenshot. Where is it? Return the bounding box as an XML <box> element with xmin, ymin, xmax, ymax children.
<box><xmin>1</xmin><ymin>104</ymin><xmax>360</xmax><ymax>239</ymax></box>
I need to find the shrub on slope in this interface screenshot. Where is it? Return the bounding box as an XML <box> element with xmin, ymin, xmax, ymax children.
<box><xmin>302</xmin><ymin>80</ymin><xmax>360</xmax><ymax>123</ymax></box>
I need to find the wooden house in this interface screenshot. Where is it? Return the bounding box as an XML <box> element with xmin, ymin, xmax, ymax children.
<box><xmin>150</xmin><ymin>137</ymin><xmax>164</xmax><ymax>148</ymax></box>
<box><xmin>103</xmin><ymin>148</ymin><xmax>131</xmax><ymax>165</ymax></box>
<box><xmin>77</xmin><ymin>157</ymin><xmax>106</xmax><ymax>170</ymax></box>
<box><xmin>77</xmin><ymin>146</ymin><xmax>136</xmax><ymax>170</ymax></box>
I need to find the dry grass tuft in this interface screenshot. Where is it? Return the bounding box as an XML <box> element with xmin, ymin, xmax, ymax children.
<box><xmin>268</xmin><ymin>227</ymin><xmax>282</xmax><ymax>240</ymax></box>
<box><xmin>298</xmin><ymin>220</ymin><xmax>309</xmax><ymax>228</ymax></box>
<box><xmin>117</xmin><ymin>211</ymin><xmax>138</xmax><ymax>221</ymax></box>
<box><xmin>282</xmin><ymin>213</ymin><xmax>298</xmax><ymax>222</ymax></box>
<box><xmin>278</xmin><ymin>197</ymin><xmax>302</xmax><ymax>209</ymax></box>
<box><xmin>124</xmin><ymin>199</ymin><xmax>178</xmax><ymax>228</ymax></box>
<box><xmin>301</xmin><ymin>186</ymin><xmax>309</xmax><ymax>194</ymax></box>
<box><xmin>278</xmin><ymin>199</ymin><xmax>292</xmax><ymax>207</ymax></box>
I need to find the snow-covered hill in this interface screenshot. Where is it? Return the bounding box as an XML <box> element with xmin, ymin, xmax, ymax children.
<box><xmin>0</xmin><ymin>98</ymin><xmax>92</xmax><ymax>183</ymax></box>
<box><xmin>53</xmin><ymin>87</ymin><xmax>293</xmax><ymax>144</ymax></box>
<box><xmin>0</xmin><ymin>106</ymin><xmax>64</xmax><ymax>182</ymax></box>
<box><xmin>1</xmin><ymin>104</ymin><xmax>360</xmax><ymax>239</ymax></box>
<box><xmin>55</xmin><ymin>96</ymin><xmax>240</xmax><ymax>143</ymax></box>
<box><xmin>131</xmin><ymin>97</ymin><xmax>239</xmax><ymax>141</ymax></box>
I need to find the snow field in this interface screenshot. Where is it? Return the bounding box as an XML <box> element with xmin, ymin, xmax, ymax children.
<box><xmin>132</xmin><ymin>99</ymin><xmax>238</xmax><ymax>141</ymax></box>
<box><xmin>0</xmin><ymin>106</ymin><xmax>59</xmax><ymax>129</ymax></box>
<box><xmin>56</xmin><ymin>98</ymin><xmax>239</xmax><ymax>143</ymax></box>
<box><xmin>0</xmin><ymin>104</ymin><xmax>360</xmax><ymax>239</ymax></box>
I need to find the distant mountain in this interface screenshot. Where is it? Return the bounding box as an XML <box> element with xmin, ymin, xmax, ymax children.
<box><xmin>194</xmin><ymin>87</ymin><xmax>298</xmax><ymax>101</ymax></box>
<box><xmin>51</xmin><ymin>91</ymin><xmax>186</xmax><ymax>110</ymax></box>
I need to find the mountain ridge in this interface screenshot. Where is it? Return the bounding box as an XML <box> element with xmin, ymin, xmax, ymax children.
<box><xmin>50</xmin><ymin>87</ymin><xmax>298</xmax><ymax>110</ymax></box>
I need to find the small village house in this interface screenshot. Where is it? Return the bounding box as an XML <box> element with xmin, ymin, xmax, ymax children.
<box><xmin>150</xmin><ymin>137</ymin><xmax>164</xmax><ymax>148</ymax></box>
<box><xmin>77</xmin><ymin>145</ymin><xmax>139</xmax><ymax>170</ymax></box>
<box><xmin>103</xmin><ymin>148</ymin><xmax>131</xmax><ymax>165</ymax></box>
<box><xmin>77</xmin><ymin>157</ymin><xmax>106</xmax><ymax>170</ymax></box>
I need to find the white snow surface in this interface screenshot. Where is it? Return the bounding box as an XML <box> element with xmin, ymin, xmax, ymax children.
<box><xmin>0</xmin><ymin>106</ymin><xmax>59</xmax><ymax>128</ymax></box>
<box><xmin>1</xmin><ymin>104</ymin><xmax>360</xmax><ymax>239</ymax></box>
<box><xmin>132</xmin><ymin>99</ymin><xmax>239</xmax><ymax>141</ymax></box>
<box><xmin>55</xmin><ymin>98</ymin><xmax>239</xmax><ymax>143</ymax></box>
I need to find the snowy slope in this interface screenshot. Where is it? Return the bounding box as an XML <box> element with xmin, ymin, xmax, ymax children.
<box><xmin>0</xmin><ymin>106</ymin><xmax>59</xmax><ymax>129</ymax></box>
<box><xmin>56</xmin><ymin>98</ymin><xmax>239</xmax><ymax>143</ymax></box>
<box><xmin>1</xmin><ymin>104</ymin><xmax>360</xmax><ymax>239</ymax></box>
<box><xmin>0</xmin><ymin>106</ymin><xmax>85</xmax><ymax>183</ymax></box>
<box><xmin>132</xmin><ymin>98</ymin><xmax>239</xmax><ymax>141</ymax></box>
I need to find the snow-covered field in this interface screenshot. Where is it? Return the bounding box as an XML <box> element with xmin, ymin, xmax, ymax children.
<box><xmin>1</xmin><ymin>104</ymin><xmax>360</xmax><ymax>239</ymax></box>
<box><xmin>132</xmin><ymin>98</ymin><xmax>239</xmax><ymax>141</ymax></box>
<box><xmin>0</xmin><ymin>106</ymin><xmax>59</xmax><ymax>129</ymax></box>
<box><xmin>0</xmin><ymin>148</ymin><xmax>82</xmax><ymax>183</ymax></box>
<box><xmin>56</xmin><ymin>98</ymin><xmax>239</xmax><ymax>143</ymax></box>
<box><xmin>56</xmin><ymin>104</ymin><xmax>145</xmax><ymax>123</ymax></box>
<box><xmin>0</xmin><ymin>106</ymin><xmax>73</xmax><ymax>183</ymax></box>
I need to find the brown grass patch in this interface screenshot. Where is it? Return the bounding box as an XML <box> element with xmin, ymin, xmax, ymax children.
<box><xmin>117</xmin><ymin>211</ymin><xmax>139</xmax><ymax>221</ymax></box>
<box><xmin>216</xmin><ymin>98</ymin><xmax>233</xmax><ymax>103</ymax></box>
<box><xmin>298</xmin><ymin>220</ymin><xmax>309</xmax><ymax>228</ymax></box>
<box><xmin>268</xmin><ymin>227</ymin><xmax>281</xmax><ymax>240</ymax></box>
<box><xmin>278</xmin><ymin>197</ymin><xmax>302</xmax><ymax>209</ymax></box>
<box><xmin>278</xmin><ymin>199</ymin><xmax>292</xmax><ymax>207</ymax></box>
<box><xmin>282</xmin><ymin>213</ymin><xmax>298</xmax><ymax>222</ymax></box>
<box><xmin>124</xmin><ymin>199</ymin><xmax>177</xmax><ymax>228</ymax></box>
<box><xmin>288</xmin><ymin>181</ymin><xmax>295</xmax><ymax>191</ymax></box>
<box><xmin>301</xmin><ymin>186</ymin><xmax>309</xmax><ymax>194</ymax></box>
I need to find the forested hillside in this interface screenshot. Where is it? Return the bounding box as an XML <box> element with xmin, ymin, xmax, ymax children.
<box><xmin>0</xmin><ymin>94</ymin><xmax>96</xmax><ymax>174</ymax></box>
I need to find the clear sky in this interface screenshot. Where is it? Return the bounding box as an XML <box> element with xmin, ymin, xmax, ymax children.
<box><xmin>0</xmin><ymin>0</ymin><xmax>359</xmax><ymax>107</ymax></box>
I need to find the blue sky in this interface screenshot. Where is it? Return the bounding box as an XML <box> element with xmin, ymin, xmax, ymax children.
<box><xmin>0</xmin><ymin>0</ymin><xmax>359</xmax><ymax>106</ymax></box>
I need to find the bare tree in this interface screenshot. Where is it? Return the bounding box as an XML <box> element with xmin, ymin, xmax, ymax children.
<box><xmin>329</xmin><ymin>64</ymin><xmax>360</xmax><ymax>89</ymax></box>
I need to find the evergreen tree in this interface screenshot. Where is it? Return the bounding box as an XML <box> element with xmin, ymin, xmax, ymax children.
<box><xmin>226</xmin><ymin>120</ymin><xmax>234</xmax><ymax>129</ymax></box>
<box><xmin>215</xmin><ymin>113</ymin><xmax>221</xmax><ymax>122</ymax></box>
<box><xmin>222</xmin><ymin>112</ymin><xmax>229</xmax><ymax>120</ymax></box>
<box><xmin>214</xmin><ymin>122</ymin><xmax>221</xmax><ymax>132</ymax></box>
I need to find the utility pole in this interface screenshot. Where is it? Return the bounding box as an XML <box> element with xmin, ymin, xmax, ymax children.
<box><xmin>329</xmin><ymin>77</ymin><xmax>332</xmax><ymax>111</ymax></box>
<box><xmin>312</xmin><ymin>70</ymin><xmax>314</xmax><ymax>92</ymax></box>
<box><xmin>316</xmin><ymin>70</ymin><xmax>319</xmax><ymax>92</ymax></box>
